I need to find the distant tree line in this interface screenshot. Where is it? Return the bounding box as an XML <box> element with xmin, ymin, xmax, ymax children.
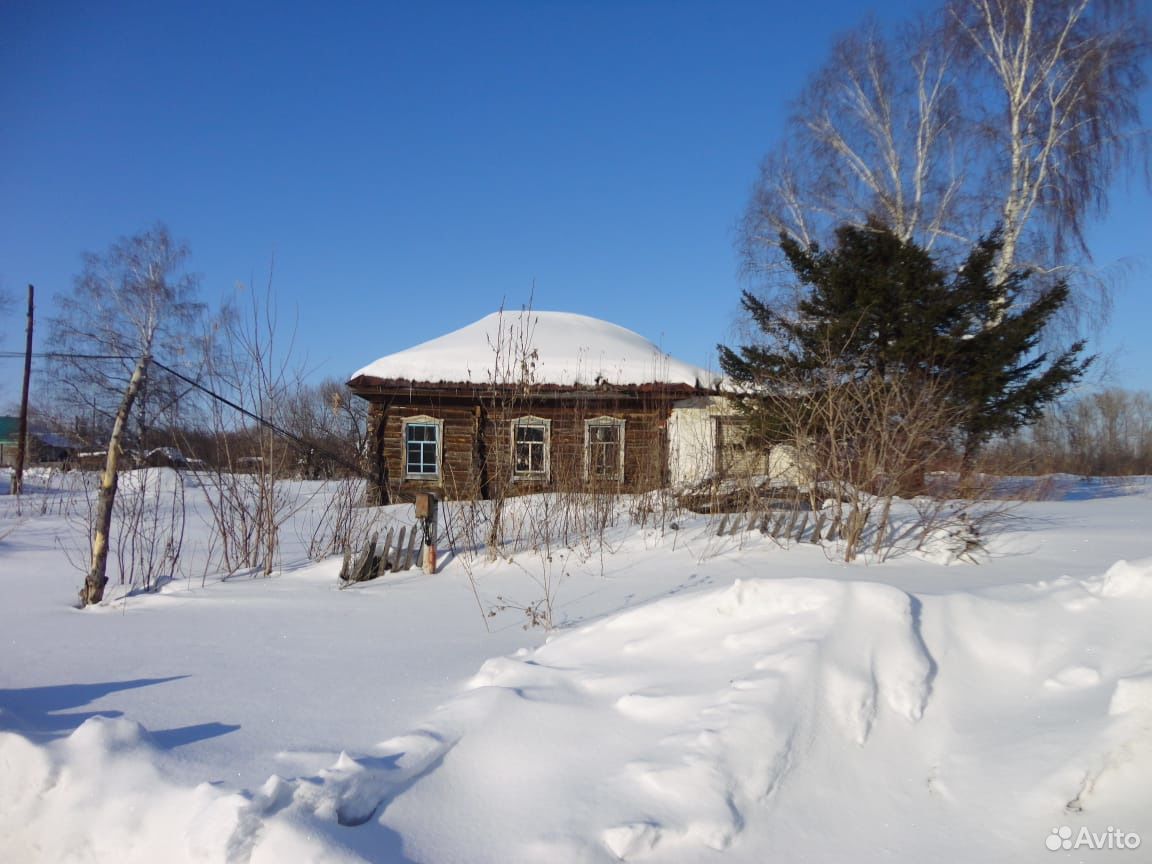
<box><xmin>985</xmin><ymin>389</ymin><xmax>1152</xmax><ymax>476</ymax></box>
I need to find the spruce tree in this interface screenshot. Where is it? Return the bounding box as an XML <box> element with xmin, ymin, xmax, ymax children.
<box><xmin>719</xmin><ymin>222</ymin><xmax>1092</xmax><ymax>473</ymax></box>
<box><xmin>943</xmin><ymin>235</ymin><xmax>1092</xmax><ymax>469</ymax></box>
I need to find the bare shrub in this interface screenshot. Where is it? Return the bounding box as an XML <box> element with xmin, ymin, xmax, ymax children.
<box><xmin>197</xmin><ymin>275</ymin><xmax>310</xmax><ymax>577</ymax></box>
<box><xmin>112</xmin><ymin>468</ymin><xmax>186</xmax><ymax>592</ymax></box>
<box><xmin>63</xmin><ymin>467</ymin><xmax>187</xmax><ymax>599</ymax></box>
<box><xmin>303</xmin><ymin>476</ymin><xmax>374</xmax><ymax>561</ymax></box>
<box><xmin>754</xmin><ymin>351</ymin><xmax>962</xmax><ymax>561</ymax></box>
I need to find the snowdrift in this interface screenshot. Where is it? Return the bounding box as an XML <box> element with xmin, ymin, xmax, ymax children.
<box><xmin>4</xmin><ymin>557</ymin><xmax>1152</xmax><ymax>863</ymax></box>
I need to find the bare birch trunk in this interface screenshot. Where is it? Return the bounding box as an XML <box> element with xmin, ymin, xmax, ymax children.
<box><xmin>82</xmin><ymin>354</ymin><xmax>150</xmax><ymax>606</ymax></box>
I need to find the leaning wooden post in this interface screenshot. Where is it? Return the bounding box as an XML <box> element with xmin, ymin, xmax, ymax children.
<box><xmin>416</xmin><ymin>491</ymin><xmax>439</xmax><ymax>573</ymax></box>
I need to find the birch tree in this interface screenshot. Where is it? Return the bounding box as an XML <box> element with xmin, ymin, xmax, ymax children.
<box><xmin>952</xmin><ymin>0</ymin><xmax>1150</xmax><ymax>295</ymax></box>
<box><xmin>742</xmin><ymin>18</ymin><xmax>965</xmax><ymax>262</ymax></box>
<box><xmin>742</xmin><ymin>0</ymin><xmax>1150</xmax><ymax>320</ymax></box>
<box><xmin>50</xmin><ymin>225</ymin><xmax>205</xmax><ymax>605</ymax></box>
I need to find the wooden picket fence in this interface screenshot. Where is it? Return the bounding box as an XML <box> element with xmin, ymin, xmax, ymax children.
<box><xmin>713</xmin><ymin>506</ymin><xmax>871</xmax><ymax>545</ymax></box>
<box><xmin>339</xmin><ymin>525</ymin><xmax>422</xmax><ymax>584</ymax></box>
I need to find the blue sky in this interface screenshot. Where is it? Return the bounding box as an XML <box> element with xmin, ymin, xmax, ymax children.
<box><xmin>1</xmin><ymin>0</ymin><xmax>1149</xmax><ymax>411</ymax></box>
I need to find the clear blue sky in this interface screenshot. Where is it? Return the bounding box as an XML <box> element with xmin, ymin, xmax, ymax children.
<box><xmin>1</xmin><ymin>0</ymin><xmax>1149</xmax><ymax>411</ymax></box>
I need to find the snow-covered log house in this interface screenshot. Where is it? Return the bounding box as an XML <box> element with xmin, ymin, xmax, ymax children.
<box><xmin>347</xmin><ymin>311</ymin><xmax>724</xmax><ymax>503</ymax></box>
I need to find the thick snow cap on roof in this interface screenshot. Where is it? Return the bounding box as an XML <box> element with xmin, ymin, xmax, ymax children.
<box><xmin>351</xmin><ymin>311</ymin><xmax>719</xmax><ymax>389</ymax></box>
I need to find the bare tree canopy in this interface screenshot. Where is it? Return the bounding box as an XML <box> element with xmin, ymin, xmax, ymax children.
<box><xmin>952</xmin><ymin>0</ymin><xmax>1151</xmax><ymax>284</ymax></box>
<box><xmin>744</xmin><ymin>16</ymin><xmax>965</xmax><ymax>254</ymax></box>
<box><xmin>742</xmin><ymin>0</ymin><xmax>1150</xmax><ymax>320</ymax></box>
<box><xmin>50</xmin><ymin>224</ymin><xmax>206</xmax><ymax>443</ymax></box>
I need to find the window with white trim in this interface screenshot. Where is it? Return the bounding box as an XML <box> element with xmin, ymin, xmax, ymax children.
<box><xmin>402</xmin><ymin>417</ymin><xmax>442</xmax><ymax>479</ymax></box>
<box><xmin>512</xmin><ymin>416</ymin><xmax>550</xmax><ymax>479</ymax></box>
<box><xmin>585</xmin><ymin>416</ymin><xmax>625</xmax><ymax>481</ymax></box>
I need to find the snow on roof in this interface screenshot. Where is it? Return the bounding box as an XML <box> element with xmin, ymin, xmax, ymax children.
<box><xmin>351</xmin><ymin>311</ymin><xmax>719</xmax><ymax>388</ymax></box>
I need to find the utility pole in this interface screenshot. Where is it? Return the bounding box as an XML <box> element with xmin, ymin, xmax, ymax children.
<box><xmin>12</xmin><ymin>284</ymin><xmax>34</xmax><ymax>495</ymax></box>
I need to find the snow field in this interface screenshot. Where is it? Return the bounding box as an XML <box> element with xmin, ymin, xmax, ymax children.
<box><xmin>1</xmin><ymin>473</ymin><xmax>1151</xmax><ymax>862</ymax></box>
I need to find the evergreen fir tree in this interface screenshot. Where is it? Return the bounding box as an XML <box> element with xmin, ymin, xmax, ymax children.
<box><xmin>719</xmin><ymin>222</ymin><xmax>1092</xmax><ymax>472</ymax></box>
<box><xmin>943</xmin><ymin>235</ymin><xmax>1092</xmax><ymax>468</ymax></box>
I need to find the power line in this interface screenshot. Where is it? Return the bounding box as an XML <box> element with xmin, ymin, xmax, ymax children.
<box><xmin>150</xmin><ymin>359</ymin><xmax>368</xmax><ymax>479</ymax></box>
<box><xmin>0</xmin><ymin>351</ymin><xmax>128</xmax><ymax>360</ymax></box>
<box><xmin>6</xmin><ymin>350</ymin><xmax>368</xmax><ymax>479</ymax></box>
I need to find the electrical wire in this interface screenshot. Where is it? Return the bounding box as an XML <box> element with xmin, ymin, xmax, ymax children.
<box><xmin>4</xmin><ymin>351</ymin><xmax>369</xmax><ymax>479</ymax></box>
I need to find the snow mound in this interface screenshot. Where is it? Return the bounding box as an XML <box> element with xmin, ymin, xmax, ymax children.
<box><xmin>242</xmin><ymin>577</ymin><xmax>936</xmax><ymax>862</ymax></box>
<box><xmin>1090</xmin><ymin>557</ymin><xmax>1152</xmax><ymax>599</ymax></box>
<box><xmin>6</xmin><ymin>552</ymin><xmax>1152</xmax><ymax>862</ymax></box>
<box><xmin>349</xmin><ymin>310</ymin><xmax>718</xmax><ymax>388</ymax></box>
<box><xmin>0</xmin><ymin>717</ymin><xmax>249</xmax><ymax>864</ymax></box>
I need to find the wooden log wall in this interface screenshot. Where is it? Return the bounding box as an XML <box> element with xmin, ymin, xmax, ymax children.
<box><xmin>365</xmin><ymin>389</ymin><xmax>679</xmax><ymax>501</ymax></box>
<box><xmin>480</xmin><ymin>398</ymin><xmax>669</xmax><ymax>499</ymax></box>
<box><xmin>376</xmin><ymin>403</ymin><xmax>483</xmax><ymax>501</ymax></box>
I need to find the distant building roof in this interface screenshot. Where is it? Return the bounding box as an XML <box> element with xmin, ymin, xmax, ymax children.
<box><xmin>38</xmin><ymin>433</ymin><xmax>82</xmax><ymax>450</ymax></box>
<box><xmin>0</xmin><ymin>418</ymin><xmax>82</xmax><ymax>449</ymax></box>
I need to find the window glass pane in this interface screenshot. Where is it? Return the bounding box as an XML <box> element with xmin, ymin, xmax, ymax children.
<box><xmin>512</xmin><ymin>421</ymin><xmax>548</xmax><ymax>475</ymax></box>
<box><xmin>405</xmin><ymin>423</ymin><xmax>439</xmax><ymax>475</ymax></box>
<box><xmin>513</xmin><ymin>422</ymin><xmax>547</xmax><ymax>474</ymax></box>
<box><xmin>588</xmin><ymin>420</ymin><xmax>622</xmax><ymax>479</ymax></box>
<box><xmin>592</xmin><ymin>425</ymin><xmax>617</xmax><ymax>444</ymax></box>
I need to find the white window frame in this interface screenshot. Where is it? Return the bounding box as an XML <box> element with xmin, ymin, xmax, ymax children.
<box><xmin>511</xmin><ymin>415</ymin><xmax>551</xmax><ymax>480</ymax></box>
<box><xmin>402</xmin><ymin>415</ymin><xmax>443</xmax><ymax>480</ymax></box>
<box><xmin>584</xmin><ymin>416</ymin><xmax>626</xmax><ymax>481</ymax></box>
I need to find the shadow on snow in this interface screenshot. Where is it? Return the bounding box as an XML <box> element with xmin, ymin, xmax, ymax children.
<box><xmin>0</xmin><ymin>676</ymin><xmax>240</xmax><ymax>748</ymax></box>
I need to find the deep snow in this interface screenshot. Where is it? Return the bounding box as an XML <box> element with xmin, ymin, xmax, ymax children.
<box><xmin>1</xmin><ymin>471</ymin><xmax>1151</xmax><ymax>863</ymax></box>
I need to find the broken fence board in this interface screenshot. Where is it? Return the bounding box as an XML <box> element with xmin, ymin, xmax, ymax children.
<box><xmin>794</xmin><ymin>513</ymin><xmax>808</xmax><ymax>542</ymax></box>
<box><xmin>404</xmin><ymin>524</ymin><xmax>419</xmax><ymax>570</ymax></box>
<box><xmin>381</xmin><ymin>527</ymin><xmax>395</xmax><ymax>572</ymax></box>
<box><xmin>810</xmin><ymin>512</ymin><xmax>826</xmax><ymax>544</ymax></box>
<box><xmin>771</xmin><ymin>512</ymin><xmax>788</xmax><ymax>539</ymax></box>
<box><xmin>785</xmin><ymin>507</ymin><xmax>801</xmax><ymax>538</ymax></box>
<box><xmin>758</xmin><ymin>510</ymin><xmax>773</xmax><ymax>535</ymax></box>
<box><xmin>827</xmin><ymin>515</ymin><xmax>842</xmax><ymax>541</ymax></box>
<box><xmin>352</xmin><ymin>531</ymin><xmax>378</xmax><ymax>583</ymax></box>
<box><xmin>391</xmin><ymin>527</ymin><xmax>407</xmax><ymax>572</ymax></box>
